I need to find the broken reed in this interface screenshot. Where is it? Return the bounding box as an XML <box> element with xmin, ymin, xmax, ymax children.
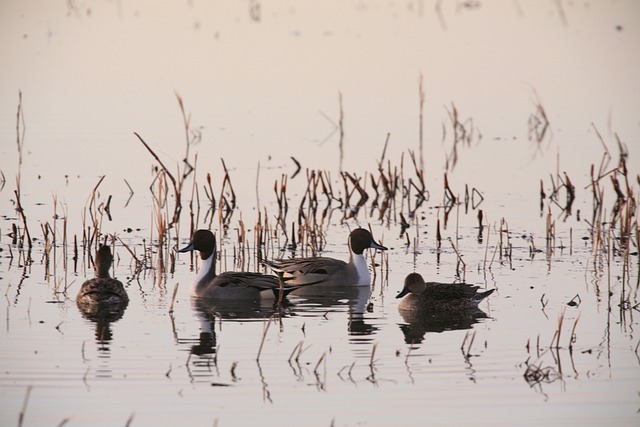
<box><xmin>444</xmin><ymin>102</ymin><xmax>481</xmax><ymax>172</ymax></box>
<box><xmin>527</xmin><ymin>88</ymin><xmax>550</xmax><ymax>150</ymax></box>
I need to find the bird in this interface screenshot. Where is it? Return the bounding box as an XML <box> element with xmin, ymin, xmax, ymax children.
<box><xmin>263</xmin><ymin>228</ymin><xmax>387</xmax><ymax>287</ymax></box>
<box><xmin>76</xmin><ymin>245</ymin><xmax>129</xmax><ymax>306</ymax></box>
<box><xmin>178</xmin><ymin>229</ymin><xmax>297</xmax><ymax>300</ymax></box>
<box><xmin>396</xmin><ymin>272</ymin><xmax>494</xmax><ymax>312</ymax></box>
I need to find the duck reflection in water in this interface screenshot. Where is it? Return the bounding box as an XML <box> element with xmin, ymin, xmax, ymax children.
<box><xmin>396</xmin><ymin>273</ymin><xmax>495</xmax><ymax>344</ymax></box>
<box><xmin>77</xmin><ymin>301</ymin><xmax>128</xmax><ymax>352</ymax></box>
<box><xmin>289</xmin><ymin>284</ymin><xmax>377</xmax><ymax>336</ymax></box>
<box><xmin>182</xmin><ymin>293</ymin><xmax>294</xmax><ymax>381</ymax></box>
<box><xmin>76</xmin><ymin>246</ymin><xmax>129</xmax><ymax>359</ymax></box>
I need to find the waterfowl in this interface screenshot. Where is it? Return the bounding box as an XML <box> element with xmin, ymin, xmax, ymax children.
<box><xmin>264</xmin><ymin>228</ymin><xmax>387</xmax><ymax>287</ymax></box>
<box><xmin>76</xmin><ymin>245</ymin><xmax>129</xmax><ymax>306</ymax></box>
<box><xmin>179</xmin><ymin>229</ymin><xmax>296</xmax><ymax>300</ymax></box>
<box><xmin>396</xmin><ymin>272</ymin><xmax>494</xmax><ymax>312</ymax></box>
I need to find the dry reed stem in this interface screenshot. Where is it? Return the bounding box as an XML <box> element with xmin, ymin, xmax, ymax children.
<box><xmin>117</xmin><ymin>238</ymin><xmax>144</xmax><ymax>282</ymax></box>
<box><xmin>124</xmin><ymin>412</ymin><xmax>135</xmax><ymax>427</ymax></box>
<box><xmin>314</xmin><ymin>351</ymin><xmax>327</xmax><ymax>375</ymax></box>
<box><xmin>14</xmin><ymin>178</ymin><xmax>32</xmax><ymax>254</ymax></box>
<box><xmin>369</xmin><ymin>342</ymin><xmax>378</xmax><ymax>367</ymax></box>
<box><xmin>288</xmin><ymin>341</ymin><xmax>304</xmax><ymax>363</ymax></box>
<box><xmin>18</xmin><ymin>385</ymin><xmax>32</xmax><ymax>427</ymax></box>
<box><xmin>461</xmin><ymin>330</ymin><xmax>476</xmax><ymax>358</ymax></box>
<box><xmin>168</xmin><ymin>283</ymin><xmax>179</xmax><ymax>313</ymax></box>
<box><xmin>134</xmin><ymin>132</ymin><xmax>182</xmax><ymax>227</ymax></box>
<box><xmin>568</xmin><ymin>314</ymin><xmax>580</xmax><ymax>351</ymax></box>
<box><xmin>290</xmin><ymin>156</ymin><xmax>301</xmax><ymax>178</ymax></box>
<box><xmin>256</xmin><ymin>313</ymin><xmax>276</xmax><ymax>361</ymax></box>
<box><xmin>551</xmin><ymin>309</ymin><xmax>566</xmax><ymax>349</ymax></box>
<box><xmin>448</xmin><ymin>237</ymin><xmax>466</xmax><ymax>282</ymax></box>
<box><xmin>15</xmin><ymin>91</ymin><xmax>26</xmax><ymax>179</ymax></box>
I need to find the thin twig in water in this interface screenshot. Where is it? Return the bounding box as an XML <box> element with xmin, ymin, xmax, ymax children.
<box><xmin>256</xmin><ymin>313</ymin><xmax>276</xmax><ymax>361</ymax></box>
<box><xmin>18</xmin><ymin>385</ymin><xmax>32</xmax><ymax>427</ymax></box>
<box><xmin>314</xmin><ymin>352</ymin><xmax>327</xmax><ymax>375</ymax></box>
<box><xmin>169</xmin><ymin>283</ymin><xmax>179</xmax><ymax>313</ymax></box>
<box><xmin>134</xmin><ymin>132</ymin><xmax>182</xmax><ymax>227</ymax></box>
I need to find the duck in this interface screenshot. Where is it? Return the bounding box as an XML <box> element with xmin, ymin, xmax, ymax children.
<box><xmin>396</xmin><ymin>272</ymin><xmax>494</xmax><ymax>312</ymax></box>
<box><xmin>76</xmin><ymin>245</ymin><xmax>129</xmax><ymax>306</ymax></box>
<box><xmin>179</xmin><ymin>229</ymin><xmax>297</xmax><ymax>300</ymax></box>
<box><xmin>263</xmin><ymin>228</ymin><xmax>387</xmax><ymax>287</ymax></box>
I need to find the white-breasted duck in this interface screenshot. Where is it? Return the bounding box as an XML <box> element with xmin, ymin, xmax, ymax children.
<box><xmin>179</xmin><ymin>229</ymin><xmax>297</xmax><ymax>300</ymax></box>
<box><xmin>264</xmin><ymin>228</ymin><xmax>387</xmax><ymax>287</ymax></box>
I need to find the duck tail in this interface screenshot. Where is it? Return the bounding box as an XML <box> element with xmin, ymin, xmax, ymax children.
<box><xmin>475</xmin><ymin>288</ymin><xmax>495</xmax><ymax>303</ymax></box>
<box><xmin>262</xmin><ymin>259</ymin><xmax>284</xmax><ymax>273</ymax></box>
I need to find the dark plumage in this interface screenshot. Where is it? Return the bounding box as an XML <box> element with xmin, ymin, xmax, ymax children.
<box><xmin>396</xmin><ymin>272</ymin><xmax>494</xmax><ymax>312</ymax></box>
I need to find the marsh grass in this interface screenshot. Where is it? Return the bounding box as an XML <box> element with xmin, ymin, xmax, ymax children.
<box><xmin>5</xmin><ymin>90</ymin><xmax>638</xmax><ymax>422</ymax></box>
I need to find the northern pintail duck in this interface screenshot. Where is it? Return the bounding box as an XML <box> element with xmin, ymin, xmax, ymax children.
<box><xmin>396</xmin><ymin>273</ymin><xmax>494</xmax><ymax>312</ymax></box>
<box><xmin>77</xmin><ymin>245</ymin><xmax>129</xmax><ymax>306</ymax></box>
<box><xmin>264</xmin><ymin>228</ymin><xmax>387</xmax><ymax>287</ymax></box>
<box><xmin>179</xmin><ymin>229</ymin><xmax>297</xmax><ymax>300</ymax></box>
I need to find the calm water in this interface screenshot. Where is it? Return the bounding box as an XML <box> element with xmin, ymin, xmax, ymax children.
<box><xmin>1</xmin><ymin>1</ymin><xmax>639</xmax><ymax>426</ymax></box>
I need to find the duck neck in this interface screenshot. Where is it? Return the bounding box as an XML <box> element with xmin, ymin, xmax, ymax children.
<box><xmin>96</xmin><ymin>263</ymin><xmax>111</xmax><ymax>279</ymax></box>
<box><xmin>193</xmin><ymin>253</ymin><xmax>216</xmax><ymax>295</ymax></box>
<box><xmin>350</xmin><ymin>252</ymin><xmax>370</xmax><ymax>285</ymax></box>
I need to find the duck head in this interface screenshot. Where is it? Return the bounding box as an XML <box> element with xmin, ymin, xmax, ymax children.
<box><xmin>179</xmin><ymin>229</ymin><xmax>216</xmax><ymax>260</ymax></box>
<box><xmin>396</xmin><ymin>272</ymin><xmax>426</xmax><ymax>299</ymax></box>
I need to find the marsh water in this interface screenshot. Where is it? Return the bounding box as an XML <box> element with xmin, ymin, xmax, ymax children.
<box><xmin>1</xmin><ymin>1</ymin><xmax>640</xmax><ymax>426</ymax></box>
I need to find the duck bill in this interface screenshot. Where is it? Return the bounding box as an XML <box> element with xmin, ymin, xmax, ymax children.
<box><xmin>396</xmin><ymin>287</ymin><xmax>409</xmax><ymax>299</ymax></box>
<box><xmin>370</xmin><ymin>240</ymin><xmax>387</xmax><ymax>251</ymax></box>
<box><xmin>178</xmin><ymin>242</ymin><xmax>195</xmax><ymax>253</ymax></box>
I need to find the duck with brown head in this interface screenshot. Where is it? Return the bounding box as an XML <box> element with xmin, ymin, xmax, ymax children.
<box><xmin>396</xmin><ymin>272</ymin><xmax>495</xmax><ymax>313</ymax></box>
<box><xmin>76</xmin><ymin>245</ymin><xmax>129</xmax><ymax>307</ymax></box>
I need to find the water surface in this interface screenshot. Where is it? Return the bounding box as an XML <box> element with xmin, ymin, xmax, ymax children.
<box><xmin>1</xmin><ymin>1</ymin><xmax>639</xmax><ymax>426</ymax></box>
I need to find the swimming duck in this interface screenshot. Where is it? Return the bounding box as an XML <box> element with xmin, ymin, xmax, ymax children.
<box><xmin>179</xmin><ymin>229</ymin><xmax>297</xmax><ymax>300</ymax></box>
<box><xmin>76</xmin><ymin>245</ymin><xmax>129</xmax><ymax>306</ymax></box>
<box><xmin>396</xmin><ymin>272</ymin><xmax>494</xmax><ymax>312</ymax></box>
<box><xmin>264</xmin><ymin>228</ymin><xmax>387</xmax><ymax>287</ymax></box>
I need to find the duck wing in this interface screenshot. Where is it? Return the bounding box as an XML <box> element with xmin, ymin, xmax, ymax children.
<box><xmin>264</xmin><ymin>257</ymin><xmax>347</xmax><ymax>285</ymax></box>
<box><xmin>215</xmin><ymin>272</ymin><xmax>279</xmax><ymax>289</ymax></box>
<box><xmin>423</xmin><ymin>282</ymin><xmax>481</xmax><ymax>301</ymax></box>
<box><xmin>77</xmin><ymin>278</ymin><xmax>129</xmax><ymax>304</ymax></box>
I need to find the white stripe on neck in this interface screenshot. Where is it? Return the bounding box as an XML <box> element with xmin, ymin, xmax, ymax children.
<box><xmin>192</xmin><ymin>254</ymin><xmax>214</xmax><ymax>296</ymax></box>
<box><xmin>352</xmin><ymin>253</ymin><xmax>370</xmax><ymax>285</ymax></box>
